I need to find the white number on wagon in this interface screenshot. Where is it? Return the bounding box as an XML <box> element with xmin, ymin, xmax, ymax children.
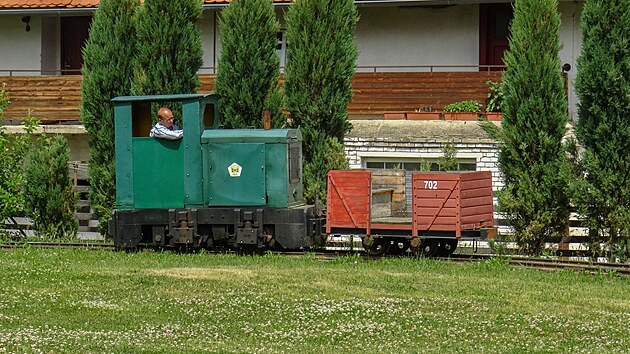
<box><xmin>424</xmin><ymin>180</ymin><xmax>438</xmax><ymax>190</ymax></box>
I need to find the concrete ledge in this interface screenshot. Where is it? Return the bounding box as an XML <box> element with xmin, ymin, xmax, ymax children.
<box><xmin>347</xmin><ymin>119</ymin><xmax>498</xmax><ymax>143</ymax></box>
<box><xmin>3</xmin><ymin>124</ymin><xmax>87</xmax><ymax>135</ymax></box>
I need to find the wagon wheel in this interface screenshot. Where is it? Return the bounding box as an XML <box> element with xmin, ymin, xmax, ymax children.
<box><xmin>437</xmin><ymin>239</ymin><xmax>458</xmax><ymax>257</ymax></box>
<box><xmin>362</xmin><ymin>237</ymin><xmax>391</xmax><ymax>256</ymax></box>
<box><xmin>387</xmin><ymin>238</ymin><xmax>410</xmax><ymax>256</ymax></box>
<box><xmin>410</xmin><ymin>239</ymin><xmax>439</xmax><ymax>257</ymax></box>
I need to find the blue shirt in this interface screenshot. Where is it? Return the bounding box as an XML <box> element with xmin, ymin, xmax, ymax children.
<box><xmin>150</xmin><ymin>121</ymin><xmax>183</xmax><ymax>140</ymax></box>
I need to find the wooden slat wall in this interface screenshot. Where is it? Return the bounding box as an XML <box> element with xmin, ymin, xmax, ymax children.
<box><xmin>198</xmin><ymin>74</ymin><xmax>216</xmax><ymax>93</ymax></box>
<box><xmin>326</xmin><ymin>170</ymin><xmax>372</xmax><ymax>231</ymax></box>
<box><xmin>459</xmin><ymin>171</ymin><xmax>494</xmax><ymax>229</ymax></box>
<box><xmin>0</xmin><ymin>71</ymin><xmax>502</xmax><ymax>122</ymax></box>
<box><xmin>0</xmin><ymin>76</ymin><xmax>83</xmax><ymax>122</ymax></box>
<box><xmin>201</xmin><ymin>72</ymin><xmax>503</xmax><ymax>116</ymax></box>
<box><xmin>349</xmin><ymin>71</ymin><xmax>503</xmax><ymax>115</ymax></box>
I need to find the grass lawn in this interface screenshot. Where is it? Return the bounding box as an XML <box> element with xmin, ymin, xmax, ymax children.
<box><xmin>0</xmin><ymin>248</ymin><xmax>628</xmax><ymax>353</ymax></box>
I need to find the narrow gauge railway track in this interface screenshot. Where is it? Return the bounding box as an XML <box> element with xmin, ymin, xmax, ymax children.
<box><xmin>443</xmin><ymin>254</ymin><xmax>630</xmax><ymax>276</ymax></box>
<box><xmin>505</xmin><ymin>255</ymin><xmax>630</xmax><ymax>276</ymax></box>
<box><xmin>1</xmin><ymin>241</ymin><xmax>116</xmax><ymax>251</ymax></box>
<box><xmin>2</xmin><ymin>242</ymin><xmax>629</xmax><ymax>276</ymax></box>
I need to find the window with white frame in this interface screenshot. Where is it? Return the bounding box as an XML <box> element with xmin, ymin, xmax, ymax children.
<box><xmin>364</xmin><ymin>158</ymin><xmax>477</xmax><ymax>172</ymax></box>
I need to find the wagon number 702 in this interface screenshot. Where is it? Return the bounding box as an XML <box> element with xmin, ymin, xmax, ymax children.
<box><xmin>424</xmin><ymin>180</ymin><xmax>438</xmax><ymax>190</ymax></box>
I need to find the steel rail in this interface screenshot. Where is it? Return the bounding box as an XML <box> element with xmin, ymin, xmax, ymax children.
<box><xmin>1</xmin><ymin>241</ymin><xmax>115</xmax><ymax>251</ymax></box>
<box><xmin>444</xmin><ymin>254</ymin><xmax>630</xmax><ymax>276</ymax></box>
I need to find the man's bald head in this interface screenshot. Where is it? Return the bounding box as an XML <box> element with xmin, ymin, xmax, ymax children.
<box><xmin>158</xmin><ymin>107</ymin><xmax>175</xmax><ymax>128</ymax></box>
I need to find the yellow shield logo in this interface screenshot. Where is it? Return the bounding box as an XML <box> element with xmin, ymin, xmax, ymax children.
<box><xmin>228</xmin><ymin>163</ymin><xmax>242</xmax><ymax>177</ymax></box>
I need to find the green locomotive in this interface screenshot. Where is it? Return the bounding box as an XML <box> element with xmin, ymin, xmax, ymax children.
<box><xmin>108</xmin><ymin>94</ymin><xmax>324</xmax><ymax>250</ymax></box>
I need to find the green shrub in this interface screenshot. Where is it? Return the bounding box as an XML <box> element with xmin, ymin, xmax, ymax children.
<box><xmin>0</xmin><ymin>83</ymin><xmax>8</xmax><ymax>109</ymax></box>
<box><xmin>303</xmin><ymin>133</ymin><xmax>349</xmax><ymax>204</ymax></box>
<box><xmin>215</xmin><ymin>0</ymin><xmax>284</xmax><ymax>129</ymax></box>
<box><xmin>438</xmin><ymin>141</ymin><xmax>458</xmax><ymax>171</ymax></box>
<box><xmin>485</xmin><ymin>80</ymin><xmax>504</xmax><ymax>112</ymax></box>
<box><xmin>24</xmin><ymin>135</ymin><xmax>78</xmax><ymax>239</ymax></box>
<box><xmin>443</xmin><ymin>100</ymin><xmax>482</xmax><ymax>113</ymax></box>
<box><xmin>0</xmin><ymin>88</ymin><xmax>38</xmax><ymax>222</ymax></box>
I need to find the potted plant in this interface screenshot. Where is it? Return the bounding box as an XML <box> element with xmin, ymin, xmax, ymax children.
<box><xmin>443</xmin><ymin>100</ymin><xmax>482</xmax><ymax>121</ymax></box>
<box><xmin>406</xmin><ymin>105</ymin><xmax>442</xmax><ymax>120</ymax></box>
<box><xmin>383</xmin><ymin>111</ymin><xmax>406</xmax><ymax>120</ymax></box>
<box><xmin>484</xmin><ymin>80</ymin><xmax>503</xmax><ymax>121</ymax></box>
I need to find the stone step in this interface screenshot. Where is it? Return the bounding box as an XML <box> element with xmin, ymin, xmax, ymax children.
<box><xmin>73</xmin><ymin>185</ymin><xmax>89</xmax><ymax>194</ymax></box>
<box><xmin>76</xmin><ymin>213</ymin><xmax>94</xmax><ymax>221</ymax></box>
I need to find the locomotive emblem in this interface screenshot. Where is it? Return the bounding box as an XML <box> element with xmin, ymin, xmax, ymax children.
<box><xmin>228</xmin><ymin>163</ymin><xmax>242</xmax><ymax>177</ymax></box>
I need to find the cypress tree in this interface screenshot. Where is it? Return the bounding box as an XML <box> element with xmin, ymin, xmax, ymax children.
<box><xmin>215</xmin><ymin>0</ymin><xmax>283</xmax><ymax>129</ymax></box>
<box><xmin>132</xmin><ymin>0</ymin><xmax>203</xmax><ymax>97</ymax></box>
<box><xmin>24</xmin><ymin>135</ymin><xmax>78</xmax><ymax>239</ymax></box>
<box><xmin>489</xmin><ymin>0</ymin><xmax>570</xmax><ymax>254</ymax></box>
<box><xmin>81</xmin><ymin>0</ymin><xmax>139</xmax><ymax>236</ymax></box>
<box><xmin>575</xmin><ymin>0</ymin><xmax>630</xmax><ymax>258</ymax></box>
<box><xmin>284</xmin><ymin>0</ymin><xmax>358</xmax><ymax>202</ymax></box>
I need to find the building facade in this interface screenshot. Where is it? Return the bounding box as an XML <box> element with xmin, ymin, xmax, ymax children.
<box><xmin>0</xmin><ymin>0</ymin><xmax>582</xmax><ymax>116</ymax></box>
<box><xmin>0</xmin><ymin>0</ymin><xmax>582</xmax><ymax>188</ymax></box>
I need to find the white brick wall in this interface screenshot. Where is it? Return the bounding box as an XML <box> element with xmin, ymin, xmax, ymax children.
<box><xmin>344</xmin><ymin>136</ymin><xmax>503</xmax><ymax>192</ymax></box>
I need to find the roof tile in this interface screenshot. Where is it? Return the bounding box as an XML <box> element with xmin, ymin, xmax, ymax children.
<box><xmin>0</xmin><ymin>0</ymin><xmax>291</xmax><ymax>9</ymax></box>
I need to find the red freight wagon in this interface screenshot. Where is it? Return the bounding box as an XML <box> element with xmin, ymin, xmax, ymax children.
<box><xmin>326</xmin><ymin>170</ymin><xmax>495</xmax><ymax>256</ymax></box>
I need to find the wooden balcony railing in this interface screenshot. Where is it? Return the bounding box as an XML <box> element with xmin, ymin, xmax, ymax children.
<box><xmin>0</xmin><ymin>67</ymin><xmax>503</xmax><ymax>123</ymax></box>
<box><xmin>1</xmin><ymin>75</ymin><xmax>83</xmax><ymax>122</ymax></box>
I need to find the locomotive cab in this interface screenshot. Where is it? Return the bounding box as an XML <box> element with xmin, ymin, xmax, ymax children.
<box><xmin>112</xmin><ymin>93</ymin><xmax>218</xmax><ymax>210</ymax></box>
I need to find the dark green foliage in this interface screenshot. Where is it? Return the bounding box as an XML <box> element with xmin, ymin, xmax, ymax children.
<box><xmin>486</xmin><ymin>0</ymin><xmax>570</xmax><ymax>254</ymax></box>
<box><xmin>0</xmin><ymin>86</ymin><xmax>21</xmax><ymax>221</ymax></box>
<box><xmin>1</xmin><ymin>110</ymin><xmax>42</xmax><ymax>237</ymax></box>
<box><xmin>575</xmin><ymin>0</ymin><xmax>630</xmax><ymax>259</ymax></box>
<box><xmin>443</xmin><ymin>100</ymin><xmax>482</xmax><ymax>113</ymax></box>
<box><xmin>24</xmin><ymin>135</ymin><xmax>78</xmax><ymax>239</ymax></box>
<box><xmin>486</xmin><ymin>80</ymin><xmax>504</xmax><ymax>112</ymax></box>
<box><xmin>0</xmin><ymin>83</ymin><xmax>8</xmax><ymax>109</ymax></box>
<box><xmin>0</xmin><ymin>93</ymin><xmax>38</xmax><ymax>222</ymax></box>
<box><xmin>215</xmin><ymin>0</ymin><xmax>283</xmax><ymax>129</ymax></box>
<box><xmin>132</xmin><ymin>0</ymin><xmax>203</xmax><ymax>98</ymax></box>
<box><xmin>81</xmin><ymin>0</ymin><xmax>139</xmax><ymax>236</ymax></box>
<box><xmin>303</xmin><ymin>133</ymin><xmax>349</xmax><ymax>203</ymax></box>
<box><xmin>438</xmin><ymin>142</ymin><xmax>458</xmax><ymax>171</ymax></box>
<box><xmin>284</xmin><ymin>0</ymin><xmax>358</xmax><ymax>202</ymax></box>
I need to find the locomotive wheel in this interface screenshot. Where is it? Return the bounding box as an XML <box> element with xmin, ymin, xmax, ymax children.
<box><xmin>388</xmin><ymin>238</ymin><xmax>410</xmax><ymax>255</ymax></box>
<box><xmin>437</xmin><ymin>239</ymin><xmax>458</xmax><ymax>257</ymax></box>
<box><xmin>362</xmin><ymin>237</ymin><xmax>391</xmax><ymax>256</ymax></box>
<box><xmin>410</xmin><ymin>239</ymin><xmax>439</xmax><ymax>257</ymax></box>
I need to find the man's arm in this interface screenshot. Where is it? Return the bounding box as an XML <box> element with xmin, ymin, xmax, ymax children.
<box><xmin>150</xmin><ymin>124</ymin><xmax>183</xmax><ymax>140</ymax></box>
